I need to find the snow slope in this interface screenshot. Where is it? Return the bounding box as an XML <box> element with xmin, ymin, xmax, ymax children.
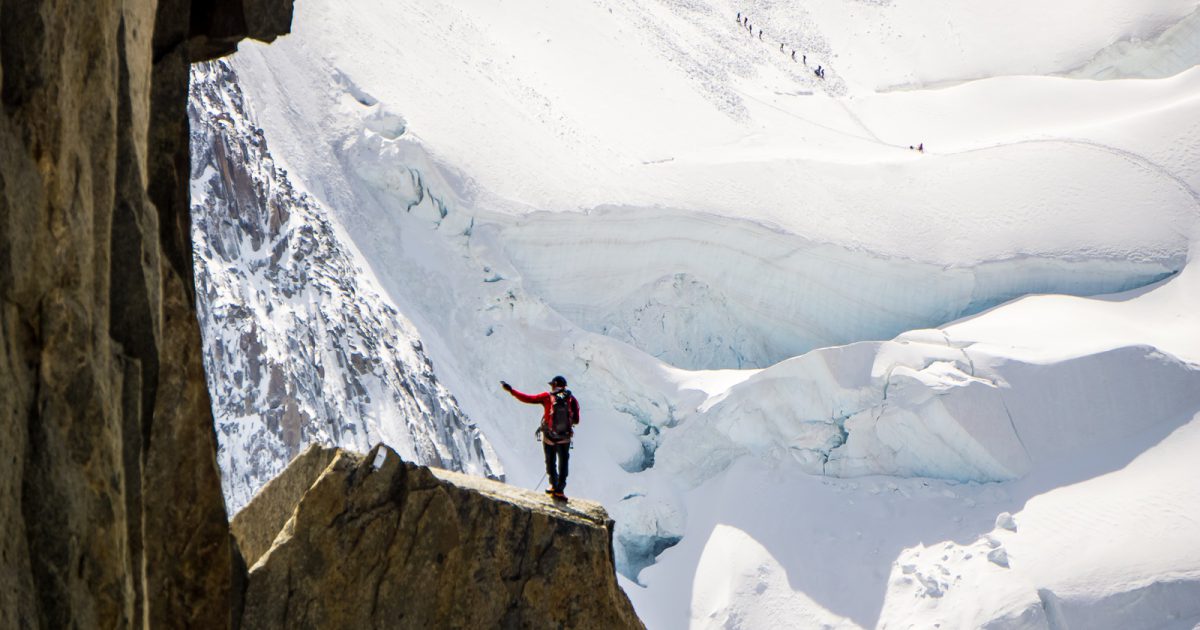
<box><xmin>230</xmin><ymin>0</ymin><xmax>1200</xmax><ymax>258</ymax></box>
<box><xmin>627</xmin><ymin>247</ymin><xmax>1200</xmax><ymax>628</ymax></box>
<box><xmin>190</xmin><ymin>0</ymin><xmax>1200</xmax><ymax>626</ymax></box>
<box><xmin>879</xmin><ymin>412</ymin><xmax>1200</xmax><ymax>629</ymax></box>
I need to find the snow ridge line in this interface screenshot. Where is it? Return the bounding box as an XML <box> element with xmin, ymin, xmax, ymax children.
<box><xmin>948</xmin><ymin>136</ymin><xmax>1200</xmax><ymax>210</ymax></box>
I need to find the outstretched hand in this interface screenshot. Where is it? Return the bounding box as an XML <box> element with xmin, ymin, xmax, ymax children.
<box><xmin>500</xmin><ymin>380</ymin><xmax>512</xmax><ymax>392</ymax></box>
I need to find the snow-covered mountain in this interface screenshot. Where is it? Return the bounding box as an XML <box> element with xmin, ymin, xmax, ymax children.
<box><xmin>189</xmin><ymin>60</ymin><xmax>500</xmax><ymax>512</ymax></box>
<box><xmin>192</xmin><ymin>0</ymin><xmax>1200</xmax><ymax>626</ymax></box>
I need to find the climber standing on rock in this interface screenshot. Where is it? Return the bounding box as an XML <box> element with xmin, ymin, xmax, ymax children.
<box><xmin>501</xmin><ymin>376</ymin><xmax>580</xmax><ymax>500</ymax></box>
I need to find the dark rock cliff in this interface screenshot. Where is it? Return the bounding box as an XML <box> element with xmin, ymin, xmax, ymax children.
<box><xmin>234</xmin><ymin>444</ymin><xmax>645</xmax><ymax>629</ymax></box>
<box><xmin>0</xmin><ymin>1</ymin><xmax>291</xmax><ymax>627</ymax></box>
<box><xmin>1</xmin><ymin>2</ymin><xmax>643</xmax><ymax>628</ymax></box>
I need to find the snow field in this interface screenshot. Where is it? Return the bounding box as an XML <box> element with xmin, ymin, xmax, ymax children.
<box><xmin>878</xmin><ymin>412</ymin><xmax>1200</xmax><ymax>629</ymax></box>
<box><xmin>800</xmin><ymin>0</ymin><xmax>1199</xmax><ymax>89</ymax></box>
<box><xmin>691</xmin><ymin>525</ymin><xmax>860</xmax><ymax>630</ymax></box>
<box><xmin>624</xmin><ymin>253</ymin><xmax>1200</xmax><ymax>626</ymax></box>
<box><xmin>218</xmin><ymin>0</ymin><xmax>1200</xmax><ymax>626</ymax></box>
<box><xmin>232</xmin><ymin>0</ymin><xmax>1200</xmax><ymax>262</ymax></box>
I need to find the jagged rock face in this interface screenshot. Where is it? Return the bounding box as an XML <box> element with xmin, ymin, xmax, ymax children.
<box><xmin>235</xmin><ymin>445</ymin><xmax>644</xmax><ymax>629</ymax></box>
<box><xmin>231</xmin><ymin>444</ymin><xmax>340</xmax><ymax>568</ymax></box>
<box><xmin>0</xmin><ymin>1</ymin><xmax>290</xmax><ymax>627</ymax></box>
<box><xmin>188</xmin><ymin>60</ymin><xmax>502</xmax><ymax>513</ymax></box>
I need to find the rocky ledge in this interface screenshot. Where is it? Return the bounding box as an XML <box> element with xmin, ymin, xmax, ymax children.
<box><xmin>233</xmin><ymin>444</ymin><xmax>644</xmax><ymax>629</ymax></box>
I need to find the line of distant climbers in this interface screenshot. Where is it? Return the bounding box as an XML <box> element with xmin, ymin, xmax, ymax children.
<box><xmin>737</xmin><ymin>11</ymin><xmax>926</xmax><ymax>151</ymax></box>
<box><xmin>737</xmin><ymin>11</ymin><xmax>825</xmax><ymax>80</ymax></box>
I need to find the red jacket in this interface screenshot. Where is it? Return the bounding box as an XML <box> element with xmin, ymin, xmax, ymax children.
<box><xmin>507</xmin><ymin>388</ymin><xmax>580</xmax><ymax>444</ymax></box>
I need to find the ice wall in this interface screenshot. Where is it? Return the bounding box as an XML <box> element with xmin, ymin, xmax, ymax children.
<box><xmin>653</xmin><ymin>331</ymin><xmax>1200</xmax><ymax>490</ymax></box>
<box><xmin>1069</xmin><ymin>7</ymin><xmax>1200</xmax><ymax>80</ymax></box>
<box><xmin>499</xmin><ymin>208</ymin><xmax>1176</xmax><ymax>370</ymax></box>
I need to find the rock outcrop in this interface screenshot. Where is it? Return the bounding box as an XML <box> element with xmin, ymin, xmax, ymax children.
<box><xmin>0</xmin><ymin>1</ymin><xmax>291</xmax><ymax>627</ymax></box>
<box><xmin>231</xmin><ymin>444</ymin><xmax>340</xmax><ymax>568</ymax></box>
<box><xmin>235</xmin><ymin>444</ymin><xmax>644</xmax><ymax>629</ymax></box>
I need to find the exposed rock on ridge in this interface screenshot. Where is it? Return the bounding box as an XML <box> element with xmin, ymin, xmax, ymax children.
<box><xmin>0</xmin><ymin>0</ymin><xmax>291</xmax><ymax>627</ymax></box>
<box><xmin>189</xmin><ymin>60</ymin><xmax>501</xmax><ymax>513</ymax></box>
<box><xmin>235</xmin><ymin>444</ymin><xmax>644</xmax><ymax>629</ymax></box>
<box><xmin>231</xmin><ymin>444</ymin><xmax>340</xmax><ymax>568</ymax></box>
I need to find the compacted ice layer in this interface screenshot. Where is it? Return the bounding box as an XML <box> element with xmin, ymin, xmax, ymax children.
<box><xmin>1068</xmin><ymin>6</ymin><xmax>1200</xmax><ymax>80</ymax></box>
<box><xmin>499</xmin><ymin>207</ymin><xmax>1175</xmax><ymax>370</ymax></box>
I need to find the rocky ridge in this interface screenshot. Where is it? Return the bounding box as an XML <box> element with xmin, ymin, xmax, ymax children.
<box><xmin>189</xmin><ymin>60</ymin><xmax>501</xmax><ymax>513</ymax></box>
<box><xmin>234</xmin><ymin>444</ymin><xmax>644</xmax><ymax>629</ymax></box>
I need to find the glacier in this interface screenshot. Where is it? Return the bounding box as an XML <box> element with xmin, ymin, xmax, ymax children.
<box><xmin>184</xmin><ymin>0</ymin><xmax>1200</xmax><ymax>627</ymax></box>
<box><xmin>630</xmin><ymin>256</ymin><xmax>1200</xmax><ymax>627</ymax></box>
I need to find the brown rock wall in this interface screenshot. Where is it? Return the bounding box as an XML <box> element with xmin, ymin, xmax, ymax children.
<box><xmin>237</xmin><ymin>445</ymin><xmax>645</xmax><ymax>630</ymax></box>
<box><xmin>0</xmin><ymin>0</ymin><xmax>291</xmax><ymax>627</ymax></box>
<box><xmin>231</xmin><ymin>444</ymin><xmax>340</xmax><ymax>569</ymax></box>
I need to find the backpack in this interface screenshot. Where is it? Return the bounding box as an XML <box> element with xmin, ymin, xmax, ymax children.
<box><xmin>547</xmin><ymin>390</ymin><xmax>575</xmax><ymax>441</ymax></box>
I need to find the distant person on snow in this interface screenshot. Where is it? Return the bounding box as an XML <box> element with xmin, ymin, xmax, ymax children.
<box><xmin>758</xmin><ymin>28</ymin><xmax>764</xmax><ymax>40</ymax></box>
<box><xmin>803</xmin><ymin>53</ymin><xmax>807</xmax><ymax>65</ymax></box>
<box><xmin>918</xmin><ymin>142</ymin><xmax>924</xmax><ymax>152</ymax></box>
<box><xmin>792</xmin><ymin>50</ymin><xmax>797</xmax><ymax>61</ymax></box>
<box><xmin>815</xmin><ymin>65</ymin><xmax>824</xmax><ymax>78</ymax></box>
<box><xmin>501</xmin><ymin>376</ymin><xmax>581</xmax><ymax>500</ymax></box>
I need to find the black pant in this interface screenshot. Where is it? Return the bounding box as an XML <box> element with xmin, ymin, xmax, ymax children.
<box><xmin>543</xmin><ymin>442</ymin><xmax>570</xmax><ymax>492</ymax></box>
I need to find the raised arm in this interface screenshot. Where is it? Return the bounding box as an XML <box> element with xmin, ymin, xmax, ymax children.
<box><xmin>502</xmin><ymin>382</ymin><xmax>547</xmax><ymax>405</ymax></box>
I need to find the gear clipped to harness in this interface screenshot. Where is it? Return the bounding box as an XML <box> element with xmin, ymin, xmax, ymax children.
<box><xmin>547</xmin><ymin>390</ymin><xmax>575</xmax><ymax>442</ymax></box>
